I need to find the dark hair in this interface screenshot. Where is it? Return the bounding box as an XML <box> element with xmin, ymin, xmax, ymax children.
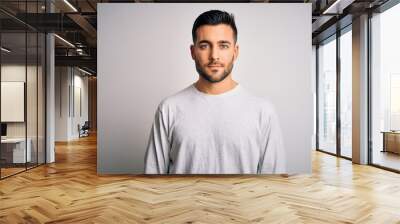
<box><xmin>192</xmin><ymin>10</ymin><xmax>237</xmax><ymax>44</ymax></box>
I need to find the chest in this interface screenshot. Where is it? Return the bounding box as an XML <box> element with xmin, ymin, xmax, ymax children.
<box><xmin>170</xmin><ymin>102</ymin><xmax>263</xmax><ymax>146</ymax></box>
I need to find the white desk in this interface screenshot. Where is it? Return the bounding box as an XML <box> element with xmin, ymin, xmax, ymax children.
<box><xmin>1</xmin><ymin>138</ymin><xmax>31</xmax><ymax>163</ymax></box>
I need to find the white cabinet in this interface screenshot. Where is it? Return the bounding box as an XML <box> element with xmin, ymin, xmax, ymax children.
<box><xmin>1</xmin><ymin>138</ymin><xmax>32</xmax><ymax>163</ymax></box>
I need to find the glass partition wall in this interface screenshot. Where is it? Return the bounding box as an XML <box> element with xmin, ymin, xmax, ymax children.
<box><xmin>0</xmin><ymin>2</ymin><xmax>46</xmax><ymax>179</ymax></box>
<box><xmin>0</xmin><ymin>31</ymin><xmax>27</xmax><ymax>177</ymax></box>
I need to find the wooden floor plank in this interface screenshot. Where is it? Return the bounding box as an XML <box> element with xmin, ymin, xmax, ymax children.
<box><xmin>0</xmin><ymin>133</ymin><xmax>400</xmax><ymax>223</ymax></box>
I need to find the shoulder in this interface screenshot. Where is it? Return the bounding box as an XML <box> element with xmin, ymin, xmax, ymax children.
<box><xmin>240</xmin><ymin>88</ymin><xmax>278</xmax><ymax>117</ymax></box>
<box><xmin>157</xmin><ymin>84</ymin><xmax>195</xmax><ymax>112</ymax></box>
<box><xmin>259</xmin><ymin>98</ymin><xmax>278</xmax><ymax>116</ymax></box>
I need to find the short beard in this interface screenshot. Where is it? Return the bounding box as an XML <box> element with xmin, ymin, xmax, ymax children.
<box><xmin>195</xmin><ymin>57</ymin><xmax>235</xmax><ymax>83</ymax></box>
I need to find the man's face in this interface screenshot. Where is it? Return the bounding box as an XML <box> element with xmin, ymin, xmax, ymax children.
<box><xmin>191</xmin><ymin>24</ymin><xmax>239</xmax><ymax>83</ymax></box>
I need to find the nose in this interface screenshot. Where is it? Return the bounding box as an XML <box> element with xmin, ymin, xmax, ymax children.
<box><xmin>210</xmin><ymin>46</ymin><xmax>220</xmax><ymax>61</ymax></box>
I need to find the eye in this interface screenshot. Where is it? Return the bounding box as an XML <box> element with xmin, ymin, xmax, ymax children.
<box><xmin>199</xmin><ymin>44</ymin><xmax>208</xmax><ymax>49</ymax></box>
<box><xmin>220</xmin><ymin>45</ymin><xmax>229</xmax><ymax>49</ymax></box>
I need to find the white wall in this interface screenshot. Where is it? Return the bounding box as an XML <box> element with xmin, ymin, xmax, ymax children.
<box><xmin>55</xmin><ymin>67</ymin><xmax>89</xmax><ymax>141</ymax></box>
<box><xmin>72</xmin><ymin>72</ymin><xmax>89</xmax><ymax>138</ymax></box>
<box><xmin>98</xmin><ymin>3</ymin><xmax>313</xmax><ymax>174</ymax></box>
<box><xmin>55</xmin><ymin>66</ymin><xmax>70</xmax><ymax>141</ymax></box>
<box><xmin>1</xmin><ymin>66</ymin><xmax>26</xmax><ymax>127</ymax></box>
<box><xmin>1</xmin><ymin>65</ymin><xmax>40</xmax><ymax>138</ymax></box>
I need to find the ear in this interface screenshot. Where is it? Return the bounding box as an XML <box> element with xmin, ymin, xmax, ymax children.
<box><xmin>234</xmin><ymin>44</ymin><xmax>239</xmax><ymax>61</ymax></box>
<box><xmin>190</xmin><ymin>44</ymin><xmax>195</xmax><ymax>60</ymax></box>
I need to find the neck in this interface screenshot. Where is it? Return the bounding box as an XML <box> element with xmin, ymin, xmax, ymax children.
<box><xmin>195</xmin><ymin>75</ymin><xmax>238</xmax><ymax>95</ymax></box>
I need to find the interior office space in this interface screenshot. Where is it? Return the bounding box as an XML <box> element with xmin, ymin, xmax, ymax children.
<box><xmin>0</xmin><ymin>0</ymin><xmax>400</xmax><ymax>223</ymax></box>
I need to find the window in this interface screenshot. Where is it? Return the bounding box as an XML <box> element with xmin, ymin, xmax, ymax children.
<box><xmin>340</xmin><ymin>28</ymin><xmax>352</xmax><ymax>158</ymax></box>
<box><xmin>318</xmin><ymin>36</ymin><xmax>337</xmax><ymax>155</ymax></box>
<box><xmin>371</xmin><ymin>2</ymin><xmax>400</xmax><ymax>171</ymax></box>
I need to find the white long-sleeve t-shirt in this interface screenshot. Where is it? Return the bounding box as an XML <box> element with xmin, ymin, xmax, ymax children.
<box><xmin>144</xmin><ymin>83</ymin><xmax>286</xmax><ymax>174</ymax></box>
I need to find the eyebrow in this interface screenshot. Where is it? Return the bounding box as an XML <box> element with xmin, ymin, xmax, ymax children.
<box><xmin>198</xmin><ymin>40</ymin><xmax>232</xmax><ymax>45</ymax></box>
<box><xmin>218</xmin><ymin>40</ymin><xmax>232</xmax><ymax>45</ymax></box>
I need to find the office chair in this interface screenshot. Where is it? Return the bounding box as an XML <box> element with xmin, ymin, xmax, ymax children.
<box><xmin>79</xmin><ymin>121</ymin><xmax>90</xmax><ymax>138</ymax></box>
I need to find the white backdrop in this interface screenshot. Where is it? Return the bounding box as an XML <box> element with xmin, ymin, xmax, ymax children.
<box><xmin>98</xmin><ymin>3</ymin><xmax>313</xmax><ymax>174</ymax></box>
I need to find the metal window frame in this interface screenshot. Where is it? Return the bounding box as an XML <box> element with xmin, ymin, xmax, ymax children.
<box><xmin>367</xmin><ymin>0</ymin><xmax>400</xmax><ymax>173</ymax></box>
<box><xmin>316</xmin><ymin>0</ymin><xmax>400</xmax><ymax>173</ymax></box>
<box><xmin>315</xmin><ymin>23</ymin><xmax>353</xmax><ymax>162</ymax></box>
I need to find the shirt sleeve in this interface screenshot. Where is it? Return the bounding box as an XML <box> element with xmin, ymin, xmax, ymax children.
<box><xmin>144</xmin><ymin>105</ymin><xmax>170</xmax><ymax>174</ymax></box>
<box><xmin>258</xmin><ymin>107</ymin><xmax>287</xmax><ymax>174</ymax></box>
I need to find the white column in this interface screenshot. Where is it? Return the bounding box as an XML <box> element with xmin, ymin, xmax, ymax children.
<box><xmin>46</xmin><ymin>33</ymin><xmax>55</xmax><ymax>163</ymax></box>
<box><xmin>45</xmin><ymin>0</ymin><xmax>56</xmax><ymax>163</ymax></box>
<box><xmin>352</xmin><ymin>14</ymin><xmax>369</xmax><ymax>164</ymax></box>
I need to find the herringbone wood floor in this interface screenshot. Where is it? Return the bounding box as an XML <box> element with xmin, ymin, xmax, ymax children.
<box><xmin>1</xmin><ymin>134</ymin><xmax>400</xmax><ymax>223</ymax></box>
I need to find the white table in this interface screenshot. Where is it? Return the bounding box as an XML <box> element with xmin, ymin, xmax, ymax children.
<box><xmin>1</xmin><ymin>138</ymin><xmax>31</xmax><ymax>163</ymax></box>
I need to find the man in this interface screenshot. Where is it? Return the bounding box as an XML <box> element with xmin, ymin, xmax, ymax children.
<box><xmin>144</xmin><ymin>10</ymin><xmax>286</xmax><ymax>174</ymax></box>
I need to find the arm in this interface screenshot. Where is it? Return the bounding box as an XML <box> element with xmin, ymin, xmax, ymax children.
<box><xmin>144</xmin><ymin>105</ymin><xmax>170</xmax><ymax>174</ymax></box>
<box><xmin>258</xmin><ymin>108</ymin><xmax>287</xmax><ymax>174</ymax></box>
